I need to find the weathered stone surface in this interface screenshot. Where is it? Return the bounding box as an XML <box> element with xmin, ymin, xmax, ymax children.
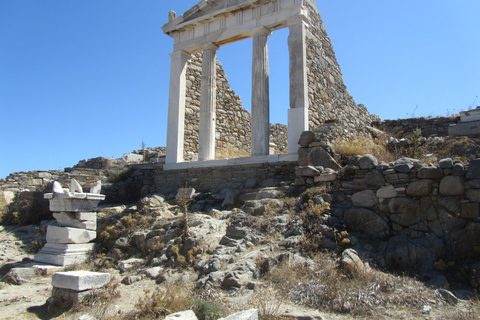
<box><xmin>389</xmin><ymin>199</ymin><xmax>423</xmax><ymax>226</ymax></box>
<box><xmin>52</xmin><ymin>271</ymin><xmax>111</xmax><ymax>291</ymax></box>
<box><xmin>53</xmin><ymin>212</ymin><xmax>97</xmax><ymax>231</ymax></box>
<box><xmin>46</xmin><ymin>226</ymin><xmax>96</xmax><ymax>244</ymax></box>
<box><xmin>295</xmin><ymin>166</ymin><xmax>321</xmax><ymax>177</ymax></box>
<box><xmin>417</xmin><ymin>167</ymin><xmax>444</xmax><ymax>179</ymax></box>
<box><xmin>386</xmin><ymin>234</ymin><xmax>445</xmax><ymax>270</ymax></box>
<box><xmin>439</xmin><ymin>158</ymin><xmax>454</xmax><ymax>169</ymax></box>
<box><xmin>351</xmin><ymin>190</ymin><xmax>378</xmax><ymax>208</ymax></box>
<box><xmin>376</xmin><ymin>185</ymin><xmax>397</xmax><ymax>199</ymax></box>
<box><xmin>4</xmin><ymin>267</ymin><xmax>37</xmax><ymax>284</ymax></box>
<box><xmin>439</xmin><ymin>176</ymin><xmax>465</xmax><ymax>196</ymax></box>
<box><xmin>298</xmin><ymin>131</ymin><xmax>315</xmax><ymax>147</ymax></box>
<box><xmin>466</xmin><ymin>160</ymin><xmax>480</xmax><ymax>179</ymax></box>
<box><xmin>466</xmin><ymin>189</ymin><xmax>480</xmax><ymax>202</ymax></box>
<box><xmin>365</xmin><ymin>170</ymin><xmax>385</xmax><ymax>188</ymax></box>
<box><xmin>165</xmin><ymin>310</ymin><xmax>198</xmax><ymax>320</ymax></box>
<box><xmin>341</xmin><ymin>179</ymin><xmax>367</xmax><ymax>191</ymax></box>
<box><xmin>218</xmin><ymin>309</ymin><xmax>258</xmax><ymax>320</ymax></box>
<box><xmin>35</xmin><ymin>243</ymin><xmax>95</xmax><ymax>266</ymax></box>
<box><xmin>451</xmin><ymin>222</ymin><xmax>480</xmax><ymax>259</ymax></box>
<box><xmin>448</xmin><ymin>121</ymin><xmax>480</xmax><ymax>137</ymax></box>
<box><xmin>359</xmin><ymin>154</ymin><xmax>378</xmax><ymax>170</ymax></box>
<box><xmin>406</xmin><ymin>180</ymin><xmax>434</xmax><ymax>197</ymax></box>
<box><xmin>298</xmin><ymin>147</ymin><xmax>341</xmax><ymax>170</ymax></box>
<box><xmin>344</xmin><ymin>208</ymin><xmax>389</xmax><ymax>237</ymax></box>
<box><xmin>341</xmin><ymin>249</ymin><xmax>370</xmax><ymax>275</ymax></box>
<box><xmin>461</xmin><ymin>202</ymin><xmax>479</xmax><ymax>219</ymax></box>
<box><xmin>222</xmin><ymin>189</ymin><xmax>240</xmax><ymax>208</ymax></box>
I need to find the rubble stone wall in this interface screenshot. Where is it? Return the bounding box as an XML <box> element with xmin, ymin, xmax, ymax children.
<box><xmin>305</xmin><ymin>2</ymin><xmax>373</xmax><ymax>142</ymax></box>
<box><xmin>373</xmin><ymin>116</ymin><xmax>460</xmax><ymax>138</ymax></box>
<box><xmin>296</xmin><ymin>148</ymin><xmax>480</xmax><ymax>271</ymax></box>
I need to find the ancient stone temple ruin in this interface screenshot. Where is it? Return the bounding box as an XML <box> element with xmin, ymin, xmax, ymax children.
<box><xmin>35</xmin><ymin>179</ymin><xmax>105</xmax><ymax>266</ymax></box>
<box><xmin>162</xmin><ymin>0</ymin><xmax>372</xmax><ymax>167</ymax></box>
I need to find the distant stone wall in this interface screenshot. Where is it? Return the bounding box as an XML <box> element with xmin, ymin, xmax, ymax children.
<box><xmin>296</xmin><ymin>148</ymin><xmax>480</xmax><ymax>271</ymax></box>
<box><xmin>305</xmin><ymin>2</ymin><xmax>373</xmax><ymax>142</ymax></box>
<box><xmin>373</xmin><ymin>116</ymin><xmax>460</xmax><ymax>138</ymax></box>
<box><xmin>184</xmin><ymin>54</ymin><xmax>254</xmax><ymax>160</ymax></box>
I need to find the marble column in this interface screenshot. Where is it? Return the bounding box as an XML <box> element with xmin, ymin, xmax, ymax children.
<box><xmin>166</xmin><ymin>50</ymin><xmax>191</xmax><ymax>164</ymax></box>
<box><xmin>287</xmin><ymin>18</ymin><xmax>309</xmax><ymax>154</ymax></box>
<box><xmin>251</xmin><ymin>27</ymin><xmax>271</xmax><ymax>156</ymax></box>
<box><xmin>199</xmin><ymin>43</ymin><xmax>219</xmax><ymax>161</ymax></box>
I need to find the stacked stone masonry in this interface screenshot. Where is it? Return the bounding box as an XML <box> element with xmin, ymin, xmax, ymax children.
<box><xmin>184</xmin><ymin>54</ymin><xmax>288</xmax><ymax>160</ymax></box>
<box><xmin>304</xmin><ymin>2</ymin><xmax>373</xmax><ymax>142</ymax></box>
<box><xmin>296</xmin><ymin>149</ymin><xmax>480</xmax><ymax>271</ymax></box>
<box><xmin>373</xmin><ymin>116</ymin><xmax>460</xmax><ymax>138</ymax></box>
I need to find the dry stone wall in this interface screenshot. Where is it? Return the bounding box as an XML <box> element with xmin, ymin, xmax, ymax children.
<box><xmin>296</xmin><ymin>147</ymin><xmax>480</xmax><ymax>272</ymax></box>
<box><xmin>305</xmin><ymin>2</ymin><xmax>374</xmax><ymax>142</ymax></box>
<box><xmin>373</xmin><ymin>116</ymin><xmax>460</xmax><ymax>138</ymax></box>
<box><xmin>184</xmin><ymin>54</ymin><xmax>253</xmax><ymax>160</ymax></box>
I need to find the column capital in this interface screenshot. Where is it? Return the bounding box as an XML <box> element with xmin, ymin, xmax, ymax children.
<box><xmin>203</xmin><ymin>42</ymin><xmax>220</xmax><ymax>51</ymax></box>
<box><xmin>254</xmin><ymin>27</ymin><xmax>272</xmax><ymax>37</ymax></box>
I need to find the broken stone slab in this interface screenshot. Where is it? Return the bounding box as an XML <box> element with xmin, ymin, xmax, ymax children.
<box><xmin>46</xmin><ymin>193</ymin><xmax>105</xmax><ymax>212</ymax></box>
<box><xmin>4</xmin><ymin>267</ymin><xmax>37</xmax><ymax>284</ymax></box>
<box><xmin>52</xmin><ymin>271</ymin><xmax>111</xmax><ymax>291</ymax></box>
<box><xmin>34</xmin><ymin>243</ymin><xmax>95</xmax><ymax>266</ymax></box>
<box><xmin>165</xmin><ymin>310</ymin><xmax>198</xmax><ymax>320</ymax></box>
<box><xmin>53</xmin><ymin>212</ymin><xmax>97</xmax><ymax>230</ymax></box>
<box><xmin>460</xmin><ymin>108</ymin><xmax>480</xmax><ymax>122</ymax></box>
<box><xmin>218</xmin><ymin>309</ymin><xmax>258</xmax><ymax>320</ymax></box>
<box><xmin>46</xmin><ymin>225</ymin><xmax>96</xmax><ymax>244</ymax></box>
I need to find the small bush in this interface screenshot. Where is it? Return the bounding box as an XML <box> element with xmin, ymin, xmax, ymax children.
<box><xmin>335</xmin><ymin>136</ymin><xmax>395</xmax><ymax>162</ymax></box>
<box><xmin>190</xmin><ymin>298</ymin><xmax>229</xmax><ymax>320</ymax></box>
<box><xmin>132</xmin><ymin>285</ymin><xmax>191</xmax><ymax>319</ymax></box>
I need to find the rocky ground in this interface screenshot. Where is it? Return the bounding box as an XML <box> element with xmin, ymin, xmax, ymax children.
<box><xmin>0</xmin><ymin>190</ymin><xmax>479</xmax><ymax>320</ymax></box>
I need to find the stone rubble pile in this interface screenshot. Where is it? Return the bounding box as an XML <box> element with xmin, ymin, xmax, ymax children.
<box><xmin>35</xmin><ymin>179</ymin><xmax>105</xmax><ymax>266</ymax></box>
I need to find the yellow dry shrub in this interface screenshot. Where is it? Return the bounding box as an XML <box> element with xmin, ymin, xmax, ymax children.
<box><xmin>334</xmin><ymin>136</ymin><xmax>395</xmax><ymax>162</ymax></box>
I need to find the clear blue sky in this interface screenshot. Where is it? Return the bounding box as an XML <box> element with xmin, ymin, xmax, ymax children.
<box><xmin>1</xmin><ymin>1</ymin><xmax>479</xmax><ymax>179</ymax></box>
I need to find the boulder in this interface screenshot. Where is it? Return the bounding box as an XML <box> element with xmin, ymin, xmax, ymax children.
<box><xmin>298</xmin><ymin>131</ymin><xmax>315</xmax><ymax>147</ymax></box>
<box><xmin>439</xmin><ymin>176</ymin><xmax>465</xmax><ymax>196</ymax></box>
<box><xmin>295</xmin><ymin>166</ymin><xmax>322</xmax><ymax>177</ymax></box>
<box><xmin>365</xmin><ymin>169</ymin><xmax>385</xmax><ymax>188</ymax></box>
<box><xmin>439</xmin><ymin>158</ymin><xmax>454</xmax><ymax>169</ymax></box>
<box><xmin>351</xmin><ymin>190</ymin><xmax>378</xmax><ymax>208</ymax></box>
<box><xmin>466</xmin><ymin>160</ymin><xmax>480</xmax><ymax>179</ymax></box>
<box><xmin>298</xmin><ymin>147</ymin><xmax>341</xmax><ymax>170</ymax></box>
<box><xmin>406</xmin><ymin>180</ymin><xmax>434</xmax><ymax>197</ymax></box>
<box><xmin>376</xmin><ymin>185</ymin><xmax>397</xmax><ymax>199</ymax></box>
<box><xmin>417</xmin><ymin>167</ymin><xmax>444</xmax><ymax>179</ymax></box>
<box><xmin>341</xmin><ymin>249</ymin><xmax>370</xmax><ymax>275</ymax></box>
<box><xmin>344</xmin><ymin>208</ymin><xmax>389</xmax><ymax>238</ymax></box>
<box><xmin>4</xmin><ymin>267</ymin><xmax>37</xmax><ymax>284</ymax></box>
<box><xmin>358</xmin><ymin>154</ymin><xmax>378</xmax><ymax>170</ymax></box>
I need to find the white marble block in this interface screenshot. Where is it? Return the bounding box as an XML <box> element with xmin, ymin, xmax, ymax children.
<box><xmin>53</xmin><ymin>212</ymin><xmax>97</xmax><ymax>230</ymax></box>
<box><xmin>52</xmin><ymin>271</ymin><xmax>111</xmax><ymax>291</ymax></box>
<box><xmin>35</xmin><ymin>243</ymin><xmax>95</xmax><ymax>266</ymax></box>
<box><xmin>46</xmin><ymin>226</ymin><xmax>96</xmax><ymax>244</ymax></box>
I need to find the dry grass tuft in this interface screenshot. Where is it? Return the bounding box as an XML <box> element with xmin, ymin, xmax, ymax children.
<box><xmin>263</xmin><ymin>252</ymin><xmax>439</xmax><ymax>317</ymax></box>
<box><xmin>335</xmin><ymin>136</ymin><xmax>395</xmax><ymax>162</ymax></box>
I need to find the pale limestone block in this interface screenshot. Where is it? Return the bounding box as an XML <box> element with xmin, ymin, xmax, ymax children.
<box><xmin>165</xmin><ymin>310</ymin><xmax>198</xmax><ymax>320</ymax></box>
<box><xmin>90</xmin><ymin>181</ymin><xmax>102</xmax><ymax>194</ymax></box>
<box><xmin>52</xmin><ymin>271</ymin><xmax>111</xmax><ymax>291</ymax></box>
<box><xmin>46</xmin><ymin>226</ymin><xmax>96</xmax><ymax>244</ymax></box>
<box><xmin>53</xmin><ymin>212</ymin><xmax>96</xmax><ymax>230</ymax></box>
<box><xmin>34</xmin><ymin>243</ymin><xmax>95</xmax><ymax>266</ymax></box>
